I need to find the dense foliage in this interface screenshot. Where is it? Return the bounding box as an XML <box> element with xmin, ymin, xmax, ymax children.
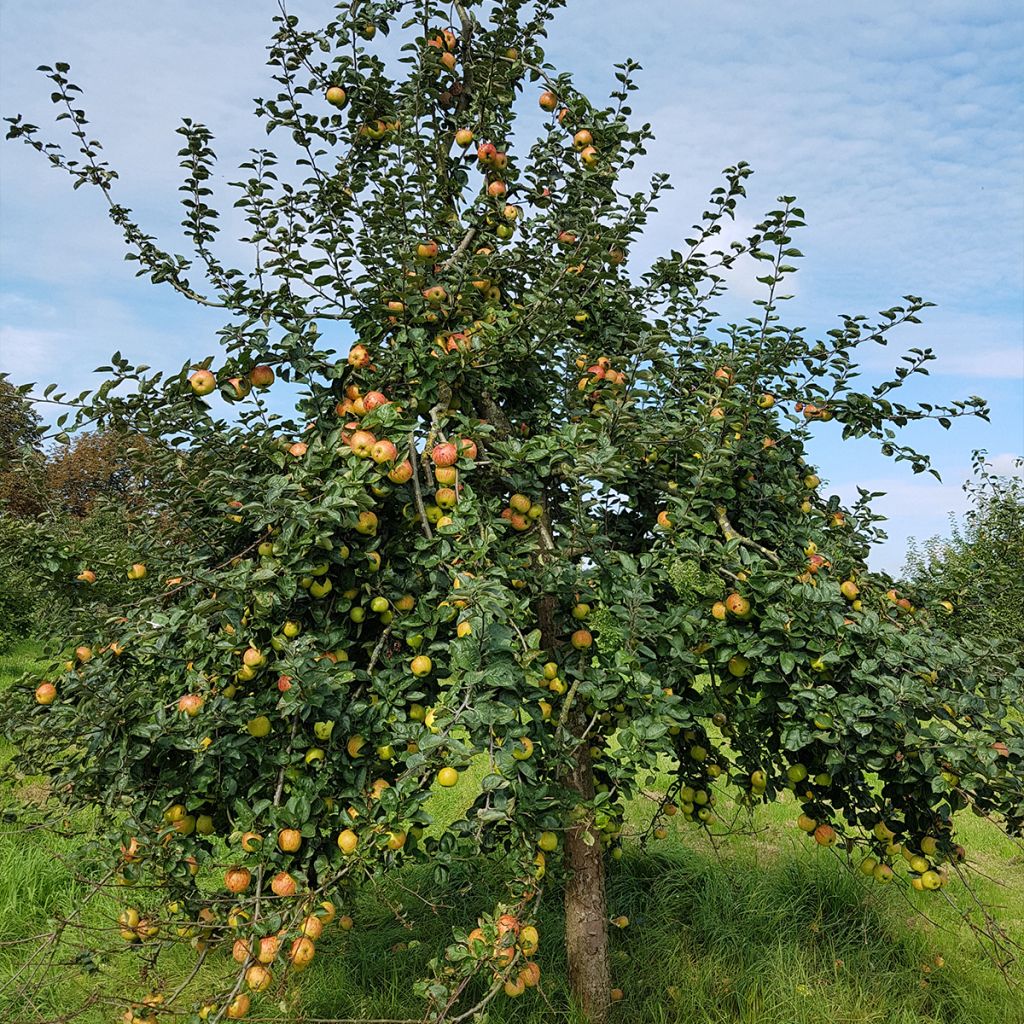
<box><xmin>904</xmin><ymin>452</ymin><xmax>1024</xmax><ymax>664</ymax></box>
<box><xmin>3</xmin><ymin>2</ymin><xmax>1021</xmax><ymax>1021</ymax></box>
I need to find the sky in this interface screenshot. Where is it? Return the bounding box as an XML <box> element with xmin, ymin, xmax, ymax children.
<box><xmin>1</xmin><ymin>0</ymin><xmax>1022</xmax><ymax>573</ymax></box>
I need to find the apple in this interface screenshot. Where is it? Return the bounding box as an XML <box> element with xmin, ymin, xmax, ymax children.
<box><xmin>455</xmin><ymin>128</ymin><xmax>474</xmax><ymax>147</ymax></box>
<box><xmin>432</xmin><ymin>442</ymin><xmax>458</xmax><ymax>467</ymax></box>
<box><xmin>35</xmin><ymin>682</ymin><xmax>57</xmax><ymax>705</ymax></box>
<box><xmin>225</xmin><ymin>993</ymin><xmax>250</xmax><ymax>1020</ymax></box>
<box><xmin>570</xmin><ymin>628</ymin><xmax>592</xmax><ymax>649</ymax></box>
<box><xmin>288</xmin><ymin>441</ymin><xmax>308</xmax><ymax>458</ymax></box>
<box><xmin>813</xmin><ymin>824</ymin><xmax>837</xmax><ymax>846</ymax></box>
<box><xmin>410</xmin><ymin>655</ymin><xmax>432</xmax><ymax>677</ymax></box>
<box><xmin>477</xmin><ymin>142</ymin><xmax>497</xmax><ymax>165</ymax></box>
<box><xmin>277</xmin><ymin>828</ymin><xmax>302</xmax><ymax>853</ymax></box>
<box><xmin>422</xmin><ymin>285</ymin><xmax>447</xmax><ymax>304</ymax></box>
<box><xmin>355</xmin><ymin>510</ymin><xmax>378</xmax><ymax>535</ymax></box>
<box><xmin>435</xmin><ymin>486</ymin><xmax>457</xmax><ymax>509</ymax></box>
<box><xmin>388</xmin><ymin>459</ymin><xmax>413</xmax><ymax>484</ymax></box>
<box><xmin>803</xmin><ymin>473</ymin><xmax>820</xmax><ymax>489</ymax></box>
<box><xmin>725</xmin><ymin>593</ymin><xmax>750</xmax><ymax>617</ymax></box>
<box><xmin>437</xmin><ymin>766</ymin><xmax>459</xmax><ymax>787</ymax></box>
<box><xmin>348</xmin><ymin>430</ymin><xmax>376</xmax><ymax>457</ymax></box>
<box><xmin>225</xmin><ymin>867</ymin><xmax>251</xmax><ymax>894</ymax></box>
<box><xmin>757</xmin><ymin>393</ymin><xmax>775</xmax><ymax>408</ymax></box>
<box><xmin>247</xmin><ymin>716</ymin><xmax>271</xmax><ymax>738</ymax></box>
<box><xmin>309</xmin><ymin>578</ymin><xmax>332</xmax><ymax>598</ymax></box>
<box><xmin>714</xmin><ymin>367</ymin><xmax>734</xmax><ymax>385</ymax></box>
<box><xmin>579</xmin><ymin>145</ymin><xmax>599</xmax><ymax>167</ymax></box>
<box><xmin>127</xmin><ymin>563</ymin><xmax>147</xmax><ymax>581</ymax></box>
<box><xmin>227</xmin><ymin>376</ymin><xmax>251</xmax><ymax>399</ymax></box>
<box><xmin>417</xmin><ymin>240</ymin><xmax>439</xmax><ymax>260</ymax></box>
<box><xmin>270</xmin><ymin>871</ymin><xmax>297</xmax><ymax>897</ymax></box>
<box><xmin>711</xmin><ymin>602</ymin><xmax>727</xmax><ymax>621</ymax></box>
<box><xmin>750</xmin><ymin>770</ymin><xmax>767</xmax><ymax>789</ymax></box>
<box><xmin>177</xmin><ymin>694</ymin><xmax>203</xmax><ymax>717</ymax></box>
<box><xmin>326</xmin><ymin>85</ymin><xmax>348</xmax><ymax>108</ymax></box>
<box><xmin>512</xmin><ymin>737</ymin><xmax>534</xmax><ymax>760</ymax></box>
<box><xmin>250</xmin><ymin>365</ymin><xmax>274</xmax><ymax>389</ymax></box>
<box><xmin>370</xmin><ymin>439</ymin><xmax>398</xmax><ymax>464</ymax></box>
<box><xmin>189</xmin><ymin>369</ymin><xmax>216</xmax><ymax>396</ymax></box>
<box><xmin>573</xmin><ymin>129</ymin><xmax>593</xmax><ymax>150</ymax></box>
<box><xmin>289</xmin><ymin>936</ymin><xmax>316</xmax><ymax>970</ymax></box>
<box><xmin>727</xmin><ymin>655</ymin><xmax>749</xmax><ymax>677</ymax></box>
<box><xmin>343</xmin><ymin>345</ymin><xmax>371</xmax><ymax>372</ymax></box>
<box><xmin>337</xmin><ymin>828</ymin><xmax>358</xmax><ymax>854</ymax></box>
<box><xmin>76</xmin><ymin>569</ymin><xmax>97</xmax><ymax>584</ymax></box>
<box><xmin>245</xmin><ymin>964</ymin><xmax>272</xmax><ymax>992</ymax></box>
<box><xmin>796</xmin><ymin>813</ymin><xmax>816</xmax><ymax>833</ymax></box>
<box><xmin>487</xmin><ymin>179</ymin><xmax>507</xmax><ymax>197</ymax></box>
<box><xmin>841</xmin><ymin>580</ymin><xmax>859</xmax><ymax>601</ymax></box>
<box><xmin>537</xmin><ymin>831</ymin><xmax>558</xmax><ymax>852</ymax></box>
<box><xmin>242</xmin><ymin>647</ymin><xmax>265</xmax><ymax>668</ymax></box>
<box><xmin>509</xmin><ymin>493</ymin><xmax>531</xmax><ymax>514</ymax></box>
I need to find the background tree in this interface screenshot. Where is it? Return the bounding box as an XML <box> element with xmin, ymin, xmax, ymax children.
<box><xmin>3</xmin><ymin>2</ymin><xmax>1022</xmax><ymax>1022</ymax></box>
<box><xmin>904</xmin><ymin>451</ymin><xmax>1024</xmax><ymax>664</ymax></box>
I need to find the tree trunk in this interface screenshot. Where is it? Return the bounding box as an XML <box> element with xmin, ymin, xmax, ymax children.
<box><xmin>563</xmin><ymin>737</ymin><xmax>611</xmax><ymax>1024</ymax></box>
<box><xmin>533</xmin><ymin>592</ymin><xmax>611</xmax><ymax>1023</ymax></box>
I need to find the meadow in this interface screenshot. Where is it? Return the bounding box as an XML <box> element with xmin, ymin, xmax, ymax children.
<box><xmin>2</xmin><ymin>640</ymin><xmax>1021</xmax><ymax>1024</ymax></box>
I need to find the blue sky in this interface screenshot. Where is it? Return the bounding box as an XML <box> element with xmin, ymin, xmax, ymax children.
<box><xmin>1</xmin><ymin>0</ymin><xmax>1021</xmax><ymax>572</ymax></box>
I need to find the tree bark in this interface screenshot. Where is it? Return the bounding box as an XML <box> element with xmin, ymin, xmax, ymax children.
<box><xmin>562</xmin><ymin>719</ymin><xmax>611</xmax><ymax>1024</ymax></box>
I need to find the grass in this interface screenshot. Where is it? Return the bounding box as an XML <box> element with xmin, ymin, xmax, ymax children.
<box><xmin>1</xmin><ymin>642</ymin><xmax>1022</xmax><ymax>1024</ymax></box>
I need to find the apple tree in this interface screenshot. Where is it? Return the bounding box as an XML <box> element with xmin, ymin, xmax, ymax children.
<box><xmin>4</xmin><ymin>1</ymin><xmax>1023</xmax><ymax>1022</ymax></box>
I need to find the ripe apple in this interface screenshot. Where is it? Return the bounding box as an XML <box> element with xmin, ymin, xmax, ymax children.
<box><xmin>422</xmin><ymin>285</ymin><xmax>447</xmax><ymax>304</ymax></box>
<box><xmin>417</xmin><ymin>240</ymin><xmax>439</xmax><ymax>260</ymax></box>
<box><xmin>270</xmin><ymin>871</ymin><xmax>297</xmax><ymax>897</ymax></box>
<box><xmin>388</xmin><ymin>460</ymin><xmax>413</xmax><ymax>484</ymax></box>
<box><xmin>841</xmin><ymin>580</ymin><xmax>859</xmax><ymax>601</ymax></box>
<box><xmin>177</xmin><ymin>694</ymin><xmax>203</xmax><ymax>717</ymax></box>
<box><xmin>537</xmin><ymin>831</ymin><xmax>558</xmax><ymax>852</ymax></box>
<box><xmin>437</xmin><ymin>766</ymin><xmax>459</xmax><ymax>787</ymax></box>
<box><xmin>288</xmin><ymin>441</ymin><xmax>308</xmax><ymax>458</ymax></box>
<box><xmin>432</xmin><ymin>442</ymin><xmax>458</xmax><ymax>467</ymax></box>
<box><xmin>455</xmin><ymin>127</ymin><xmax>474</xmax><ymax>147</ymax></box>
<box><xmin>245</xmin><ymin>964</ymin><xmax>272</xmax><ymax>992</ymax></box>
<box><xmin>370</xmin><ymin>439</ymin><xmax>398</xmax><ymax>464</ymax></box>
<box><xmin>757</xmin><ymin>393</ymin><xmax>775</xmax><ymax>408</ymax></box>
<box><xmin>803</xmin><ymin>473</ymin><xmax>820</xmax><ymax>489</ymax></box>
<box><xmin>189</xmin><ymin>369</ymin><xmax>216</xmax><ymax>396</ymax></box>
<box><xmin>277</xmin><ymin>828</ymin><xmax>302</xmax><ymax>853</ymax></box>
<box><xmin>725</xmin><ymin>593</ymin><xmax>750</xmax><ymax>617</ymax></box>
<box><xmin>127</xmin><ymin>563</ymin><xmax>147</xmax><ymax>581</ymax></box>
<box><xmin>573</xmin><ymin>129</ymin><xmax>593</xmax><ymax>150</ymax></box>
<box><xmin>539</xmin><ymin>90</ymin><xmax>558</xmax><ymax>111</ymax></box>
<box><xmin>337</xmin><ymin>828</ymin><xmax>358</xmax><ymax>854</ymax></box>
<box><xmin>487</xmin><ymin>179</ymin><xmax>507</xmax><ymax>197</ymax></box>
<box><xmin>714</xmin><ymin>367</ymin><xmax>734</xmax><ymax>385</ymax></box>
<box><xmin>512</xmin><ymin>737</ymin><xmax>534</xmax><ymax>760</ymax></box>
<box><xmin>76</xmin><ymin>569</ymin><xmax>97</xmax><ymax>583</ymax></box>
<box><xmin>813</xmin><ymin>824</ymin><xmax>837</xmax><ymax>846</ymax></box>
<box><xmin>225</xmin><ymin>993</ymin><xmax>250</xmax><ymax>1020</ymax></box>
<box><xmin>711</xmin><ymin>602</ymin><xmax>727</xmax><ymax>621</ymax></box>
<box><xmin>579</xmin><ymin>145</ymin><xmax>599</xmax><ymax>167</ymax></box>
<box><xmin>348</xmin><ymin>343</ymin><xmax>371</xmax><ymax>368</ymax></box>
<box><xmin>225</xmin><ymin>867</ymin><xmax>251</xmax><ymax>894</ymax></box>
<box><xmin>250</xmin><ymin>365</ymin><xmax>274</xmax><ymax>389</ymax></box>
<box><xmin>326</xmin><ymin>85</ymin><xmax>347</xmax><ymax>108</ymax></box>
<box><xmin>227</xmin><ymin>376</ymin><xmax>251</xmax><ymax>400</ymax></box>
<box><xmin>35</xmin><ymin>682</ymin><xmax>57</xmax><ymax>705</ymax></box>
<box><xmin>570</xmin><ymin>628</ymin><xmax>592</xmax><ymax>649</ymax></box>
<box><xmin>289</xmin><ymin>936</ymin><xmax>316</xmax><ymax>970</ymax></box>
<box><xmin>410</xmin><ymin>655</ymin><xmax>433</xmax><ymax>677</ymax></box>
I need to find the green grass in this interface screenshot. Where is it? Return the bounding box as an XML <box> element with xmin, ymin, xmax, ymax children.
<box><xmin>1</xmin><ymin>644</ymin><xmax>1022</xmax><ymax>1024</ymax></box>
